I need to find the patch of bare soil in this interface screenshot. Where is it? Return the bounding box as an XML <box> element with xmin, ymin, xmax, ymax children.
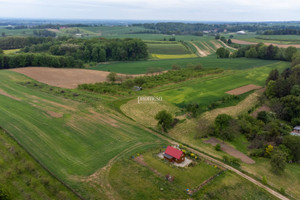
<box><xmin>47</xmin><ymin>28</ymin><xmax>60</xmax><ymax>33</ymax></box>
<box><xmin>11</xmin><ymin>67</ymin><xmax>113</xmax><ymax>89</ymax></box>
<box><xmin>202</xmin><ymin>41</ymin><xmax>215</xmax><ymax>52</ymax></box>
<box><xmin>251</xmin><ymin>105</ymin><xmax>271</xmax><ymax>118</ymax></box>
<box><xmin>218</xmin><ymin>40</ymin><xmax>237</xmax><ymax>50</ymax></box>
<box><xmin>0</xmin><ymin>89</ymin><xmax>20</xmax><ymax>101</ymax></box>
<box><xmin>231</xmin><ymin>39</ymin><xmax>300</xmax><ymax>48</ymax></box>
<box><xmin>226</xmin><ymin>84</ymin><xmax>262</xmax><ymax>95</ymax></box>
<box><xmin>11</xmin><ymin>67</ymin><xmax>166</xmax><ymax>89</ymax></box>
<box><xmin>231</xmin><ymin>39</ymin><xmax>257</xmax><ymax>45</ymax></box>
<box><xmin>191</xmin><ymin>42</ymin><xmax>210</xmax><ymax>57</ymax></box>
<box><xmin>203</xmin><ymin>137</ymin><xmax>255</xmax><ymax>164</ymax></box>
<box><xmin>210</xmin><ymin>40</ymin><xmax>223</xmax><ymax>49</ymax></box>
<box><xmin>46</xmin><ymin>111</ymin><xmax>63</xmax><ymax>118</ymax></box>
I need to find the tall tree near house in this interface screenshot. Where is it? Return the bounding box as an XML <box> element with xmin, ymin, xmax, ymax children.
<box><xmin>155</xmin><ymin>110</ymin><xmax>173</xmax><ymax>132</ymax></box>
<box><xmin>270</xmin><ymin>149</ymin><xmax>287</xmax><ymax>174</ymax></box>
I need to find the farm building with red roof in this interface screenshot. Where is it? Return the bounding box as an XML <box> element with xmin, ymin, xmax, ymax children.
<box><xmin>163</xmin><ymin>146</ymin><xmax>185</xmax><ymax>163</ymax></box>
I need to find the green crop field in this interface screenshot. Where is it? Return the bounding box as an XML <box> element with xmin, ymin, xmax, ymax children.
<box><xmin>154</xmin><ymin>61</ymin><xmax>288</xmax><ymax>107</ymax></box>
<box><xmin>0</xmin><ymin>128</ymin><xmax>78</xmax><ymax>200</ymax></box>
<box><xmin>147</xmin><ymin>42</ymin><xmax>192</xmax><ymax>55</ymax></box>
<box><xmin>0</xmin><ymin>70</ymin><xmax>163</xmax><ymax>199</ymax></box>
<box><xmin>91</xmin><ymin>56</ymin><xmax>279</xmax><ymax>74</ymax></box>
<box><xmin>103</xmin><ymin>33</ymin><xmax>211</xmax><ymax>41</ymax></box>
<box><xmin>222</xmin><ymin>33</ymin><xmax>300</xmax><ymax>45</ymax></box>
<box><xmin>0</xmin><ymin>27</ymin><xmax>36</xmax><ymax>36</ymax></box>
<box><xmin>80</xmin><ymin>26</ymin><xmax>151</xmax><ymax>36</ymax></box>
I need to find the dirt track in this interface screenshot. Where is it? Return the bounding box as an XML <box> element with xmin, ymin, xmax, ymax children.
<box><xmin>191</xmin><ymin>42</ymin><xmax>210</xmax><ymax>57</ymax></box>
<box><xmin>218</xmin><ymin>40</ymin><xmax>238</xmax><ymax>50</ymax></box>
<box><xmin>0</xmin><ymin>89</ymin><xmax>21</xmax><ymax>101</ymax></box>
<box><xmin>203</xmin><ymin>137</ymin><xmax>255</xmax><ymax>164</ymax></box>
<box><xmin>251</xmin><ymin>105</ymin><xmax>271</xmax><ymax>118</ymax></box>
<box><xmin>232</xmin><ymin>39</ymin><xmax>300</xmax><ymax>48</ymax></box>
<box><xmin>226</xmin><ymin>84</ymin><xmax>262</xmax><ymax>95</ymax></box>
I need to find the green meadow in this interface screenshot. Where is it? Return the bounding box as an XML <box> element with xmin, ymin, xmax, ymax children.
<box><xmin>154</xmin><ymin>61</ymin><xmax>289</xmax><ymax>106</ymax></box>
<box><xmin>0</xmin><ymin>129</ymin><xmax>78</xmax><ymax>200</ymax></box>
<box><xmin>91</xmin><ymin>56</ymin><xmax>279</xmax><ymax>74</ymax></box>
<box><xmin>0</xmin><ymin>70</ymin><xmax>163</xmax><ymax>198</ymax></box>
<box><xmin>147</xmin><ymin>41</ymin><xmax>192</xmax><ymax>55</ymax></box>
<box><xmin>108</xmin><ymin>150</ymin><xmax>276</xmax><ymax>200</ymax></box>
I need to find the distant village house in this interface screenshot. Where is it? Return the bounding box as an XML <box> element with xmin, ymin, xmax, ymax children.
<box><xmin>290</xmin><ymin>126</ymin><xmax>300</xmax><ymax>136</ymax></box>
<box><xmin>236</xmin><ymin>30</ymin><xmax>246</xmax><ymax>34</ymax></box>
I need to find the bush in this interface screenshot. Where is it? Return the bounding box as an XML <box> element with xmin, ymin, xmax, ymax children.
<box><xmin>262</xmin><ymin>176</ymin><xmax>268</xmax><ymax>185</ymax></box>
<box><xmin>215</xmin><ymin>144</ymin><xmax>221</xmax><ymax>151</ymax></box>
<box><xmin>0</xmin><ymin>185</ymin><xmax>10</xmax><ymax>200</ymax></box>
<box><xmin>280</xmin><ymin>188</ymin><xmax>286</xmax><ymax>195</ymax></box>
<box><xmin>270</xmin><ymin>149</ymin><xmax>287</xmax><ymax>174</ymax></box>
<box><xmin>107</xmin><ymin>72</ymin><xmax>118</xmax><ymax>82</ymax></box>
<box><xmin>171</xmin><ymin>64</ymin><xmax>181</xmax><ymax>70</ymax></box>
<box><xmin>155</xmin><ymin>110</ymin><xmax>173</xmax><ymax>132</ymax></box>
<box><xmin>223</xmin><ymin>155</ymin><xmax>241</xmax><ymax>168</ymax></box>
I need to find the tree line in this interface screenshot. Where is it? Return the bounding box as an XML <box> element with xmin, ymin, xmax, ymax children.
<box><xmin>216</xmin><ymin>43</ymin><xmax>298</xmax><ymax>61</ymax></box>
<box><xmin>133</xmin><ymin>22</ymin><xmax>300</xmax><ymax>35</ymax></box>
<box><xmin>0</xmin><ymin>53</ymin><xmax>83</xmax><ymax>69</ymax></box>
<box><xmin>22</xmin><ymin>37</ymin><xmax>148</xmax><ymax>62</ymax></box>
<box><xmin>263</xmin><ymin>29</ymin><xmax>300</xmax><ymax>35</ymax></box>
<box><xmin>0</xmin><ymin>37</ymin><xmax>148</xmax><ymax>68</ymax></box>
<box><xmin>0</xmin><ymin>36</ymin><xmax>55</xmax><ymax>50</ymax></box>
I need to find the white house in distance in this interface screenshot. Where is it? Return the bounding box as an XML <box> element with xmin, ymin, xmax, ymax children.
<box><xmin>290</xmin><ymin>126</ymin><xmax>300</xmax><ymax>136</ymax></box>
<box><xmin>236</xmin><ymin>30</ymin><xmax>246</xmax><ymax>34</ymax></box>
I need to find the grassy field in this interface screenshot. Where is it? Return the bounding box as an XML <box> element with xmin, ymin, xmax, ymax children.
<box><xmin>153</xmin><ymin>61</ymin><xmax>288</xmax><ymax>106</ymax></box>
<box><xmin>108</xmin><ymin>149</ymin><xmax>220</xmax><ymax>199</ymax></box>
<box><xmin>151</xmin><ymin>54</ymin><xmax>197</xmax><ymax>59</ymax></box>
<box><xmin>0</xmin><ymin>128</ymin><xmax>78</xmax><ymax>199</ymax></box>
<box><xmin>91</xmin><ymin>56</ymin><xmax>278</xmax><ymax>74</ymax></box>
<box><xmin>103</xmin><ymin>33</ymin><xmax>208</xmax><ymax>41</ymax></box>
<box><xmin>147</xmin><ymin>42</ymin><xmax>192</xmax><ymax>55</ymax></box>
<box><xmin>0</xmin><ymin>70</ymin><xmax>163</xmax><ymax>199</ymax></box>
<box><xmin>108</xmin><ymin>150</ymin><xmax>276</xmax><ymax>200</ymax></box>
<box><xmin>119</xmin><ymin>61</ymin><xmax>289</xmax><ymax>162</ymax></box>
<box><xmin>195</xmin><ymin>170</ymin><xmax>276</xmax><ymax>199</ymax></box>
<box><xmin>0</xmin><ymin>27</ymin><xmax>36</xmax><ymax>36</ymax></box>
<box><xmin>3</xmin><ymin>48</ymin><xmax>20</xmax><ymax>54</ymax></box>
<box><xmin>242</xmin><ymin>157</ymin><xmax>300</xmax><ymax>199</ymax></box>
<box><xmin>80</xmin><ymin>26</ymin><xmax>152</xmax><ymax>37</ymax></box>
<box><xmin>222</xmin><ymin>32</ymin><xmax>300</xmax><ymax>45</ymax></box>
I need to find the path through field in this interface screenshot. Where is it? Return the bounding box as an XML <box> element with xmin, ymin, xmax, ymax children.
<box><xmin>218</xmin><ymin>40</ymin><xmax>238</xmax><ymax>51</ymax></box>
<box><xmin>203</xmin><ymin>137</ymin><xmax>255</xmax><ymax>164</ymax></box>
<box><xmin>190</xmin><ymin>42</ymin><xmax>210</xmax><ymax>57</ymax></box>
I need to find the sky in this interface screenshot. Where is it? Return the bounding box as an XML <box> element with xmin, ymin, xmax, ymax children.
<box><xmin>0</xmin><ymin>0</ymin><xmax>300</xmax><ymax>22</ymax></box>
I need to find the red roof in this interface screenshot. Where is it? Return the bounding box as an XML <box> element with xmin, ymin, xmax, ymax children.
<box><xmin>164</xmin><ymin>146</ymin><xmax>183</xmax><ymax>159</ymax></box>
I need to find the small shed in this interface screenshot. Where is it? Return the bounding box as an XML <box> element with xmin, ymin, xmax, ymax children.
<box><xmin>290</xmin><ymin>126</ymin><xmax>300</xmax><ymax>136</ymax></box>
<box><xmin>133</xmin><ymin>86</ymin><xmax>142</xmax><ymax>91</ymax></box>
<box><xmin>163</xmin><ymin>146</ymin><xmax>185</xmax><ymax>163</ymax></box>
